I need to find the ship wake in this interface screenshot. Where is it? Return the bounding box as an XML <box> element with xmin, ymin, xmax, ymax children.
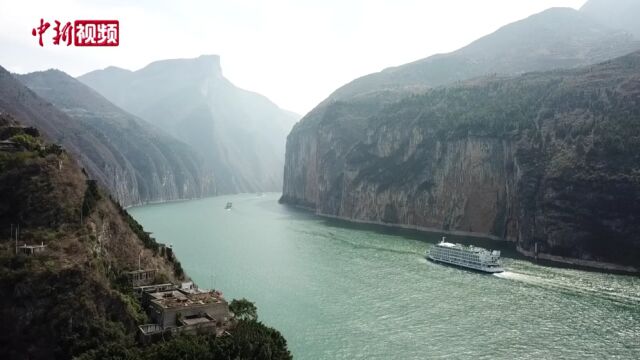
<box><xmin>494</xmin><ymin>271</ymin><xmax>640</xmax><ymax>306</ymax></box>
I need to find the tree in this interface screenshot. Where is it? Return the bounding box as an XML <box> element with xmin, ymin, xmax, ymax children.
<box><xmin>229</xmin><ymin>298</ymin><xmax>258</xmax><ymax>321</ymax></box>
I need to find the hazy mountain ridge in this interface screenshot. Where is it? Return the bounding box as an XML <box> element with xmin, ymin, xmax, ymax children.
<box><xmin>80</xmin><ymin>55</ymin><xmax>299</xmax><ymax>194</ymax></box>
<box><xmin>282</xmin><ymin>5</ymin><xmax>640</xmax><ymax>270</ymax></box>
<box><xmin>581</xmin><ymin>0</ymin><xmax>640</xmax><ymax>38</ymax></box>
<box><xmin>328</xmin><ymin>7</ymin><xmax>640</xmax><ymax>102</ymax></box>
<box><xmin>0</xmin><ymin>66</ymin><xmax>215</xmax><ymax>207</ymax></box>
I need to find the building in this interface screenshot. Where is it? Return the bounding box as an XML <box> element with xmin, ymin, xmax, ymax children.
<box><xmin>138</xmin><ymin>287</ymin><xmax>232</xmax><ymax>341</ymax></box>
<box><xmin>133</xmin><ymin>283</ymin><xmax>177</xmax><ymax>299</ymax></box>
<box><xmin>180</xmin><ymin>281</ymin><xmax>203</xmax><ymax>294</ymax></box>
<box><xmin>146</xmin><ymin>288</ymin><xmax>230</xmax><ymax>328</ymax></box>
<box><xmin>18</xmin><ymin>243</ymin><xmax>46</xmax><ymax>255</ymax></box>
<box><xmin>126</xmin><ymin>269</ymin><xmax>157</xmax><ymax>287</ymax></box>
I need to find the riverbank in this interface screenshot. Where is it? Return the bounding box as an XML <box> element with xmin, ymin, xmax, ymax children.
<box><xmin>283</xmin><ymin>203</ymin><xmax>639</xmax><ymax>275</ymax></box>
<box><xmin>517</xmin><ymin>246</ymin><xmax>639</xmax><ymax>275</ymax></box>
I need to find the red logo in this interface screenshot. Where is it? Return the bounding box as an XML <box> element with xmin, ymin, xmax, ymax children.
<box><xmin>74</xmin><ymin>20</ymin><xmax>119</xmax><ymax>46</ymax></box>
<box><xmin>31</xmin><ymin>19</ymin><xmax>119</xmax><ymax>47</ymax></box>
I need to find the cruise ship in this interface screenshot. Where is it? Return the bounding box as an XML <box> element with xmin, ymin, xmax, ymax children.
<box><xmin>427</xmin><ymin>237</ymin><xmax>504</xmax><ymax>273</ymax></box>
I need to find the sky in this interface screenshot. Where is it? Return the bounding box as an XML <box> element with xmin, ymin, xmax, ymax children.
<box><xmin>0</xmin><ymin>0</ymin><xmax>588</xmax><ymax>115</ymax></box>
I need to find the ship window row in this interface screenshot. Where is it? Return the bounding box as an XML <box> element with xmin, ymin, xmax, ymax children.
<box><xmin>434</xmin><ymin>249</ymin><xmax>480</xmax><ymax>260</ymax></box>
<box><xmin>434</xmin><ymin>254</ymin><xmax>481</xmax><ymax>262</ymax></box>
<box><xmin>434</xmin><ymin>254</ymin><xmax>483</xmax><ymax>264</ymax></box>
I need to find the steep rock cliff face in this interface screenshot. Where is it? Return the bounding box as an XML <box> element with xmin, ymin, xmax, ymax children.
<box><xmin>285</xmin><ymin>6</ymin><xmax>640</xmax><ymax>205</ymax></box>
<box><xmin>283</xmin><ymin>52</ymin><xmax>640</xmax><ymax>268</ymax></box>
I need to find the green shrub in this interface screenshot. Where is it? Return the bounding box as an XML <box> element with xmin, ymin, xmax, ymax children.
<box><xmin>230</xmin><ymin>298</ymin><xmax>258</xmax><ymax>321</ymax></box>
<box><xmin>10</xmin><ymin>133</ymin><xmax>40</xmax><ymax>151</ymax></box>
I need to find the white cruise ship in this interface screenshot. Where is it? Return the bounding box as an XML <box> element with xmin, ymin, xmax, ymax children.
<box><xmin>427</xmin><ymin>237</ymin><xmax>504</xmax><ymax>273</ymax></box>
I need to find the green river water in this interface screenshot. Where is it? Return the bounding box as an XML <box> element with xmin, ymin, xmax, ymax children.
<box><xmin>129</xmin><ymin>193</ymin><xmax>640</xmax><ymax>359</ymax></box>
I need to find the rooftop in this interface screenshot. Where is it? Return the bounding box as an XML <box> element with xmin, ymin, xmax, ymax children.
<box><xmin>149</xmin><ymin>289</ymin><xmax>225</xmax><ymax>309</ymax></box>
<box><xmin>181</xmin><ymin>314</ymin><xmax>215</xmax><ymax>326</ymax></box>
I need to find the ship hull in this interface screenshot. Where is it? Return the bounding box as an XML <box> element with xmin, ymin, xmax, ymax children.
<box><xmin>427</xmin><ymin>255</ymin><xmax>504</xmax><ymax>273</ymax></box>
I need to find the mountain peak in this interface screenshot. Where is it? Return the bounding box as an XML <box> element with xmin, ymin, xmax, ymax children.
<box><xmin>27</xmin><ymin>68</ymin><xmax>73</xmax><ymax>80</ymax></box>
<box><xmin>139</xmin><ymin>54</ymin><xmax>223</xmax><ymax>78</ymax></box>
<box><xmin>103</xmin><ymin>65</ymin><xmax>132</xmax><ymax>73</ymax></box>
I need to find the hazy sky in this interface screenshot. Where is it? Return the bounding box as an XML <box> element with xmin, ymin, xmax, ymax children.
<box><xmin>1</xmin><ymin>0</ymin><xmax>587</xmax><ymax>115</ymax></box>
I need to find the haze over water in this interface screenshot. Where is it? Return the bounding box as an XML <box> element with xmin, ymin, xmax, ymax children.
<box><xmin>130</xmin><ymin>193</ymin><xmax>640</xmax><ymax>359</ymax></box>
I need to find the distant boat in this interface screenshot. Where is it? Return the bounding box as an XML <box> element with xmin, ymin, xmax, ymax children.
<box><xmin>225</xmin><ymin>202</ymin><xmax>232</xmax><ymax>210</ymax></box>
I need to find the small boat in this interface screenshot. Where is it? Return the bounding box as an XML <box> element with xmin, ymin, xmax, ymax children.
<box><xmin>225</xmin><ymin>202</ymin><xmax>232</xmax><ymax>210</ymax></box>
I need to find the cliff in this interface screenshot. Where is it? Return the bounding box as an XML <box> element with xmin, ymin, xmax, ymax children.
<box><xmin>79</xmin><ymin>55</ymin><xmax>299</xmax><ymax>194</ymax></box>
<box><xmin>0</xmin><ymin>113</ymin><xmax>291</xmax><ymax>359</ymax></box>
<box><xmin>0</xmin><ymin>67</ymin><xmax>216</xmax><ymax>207</ymax></box>
<box><xmin>0</xmin><ymin>113</ymin><xmax>184</xmax><ymax>359</ymax></box>
<box><xmin>282</xmin><ymin>51</ymin><xmax>640</xmax><ymax>270</ymax></box>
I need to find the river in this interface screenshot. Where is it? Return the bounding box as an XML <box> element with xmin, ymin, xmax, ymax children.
<box><xmin>129</xmin><ymin>193</ymin><xmax>640</xmax><ymax>359</ymax></box>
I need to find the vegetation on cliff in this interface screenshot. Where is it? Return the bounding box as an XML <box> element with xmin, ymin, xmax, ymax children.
<box><xmin>0</xmin><ymin>113</ymin><xmax>290</xmax><ymax>359</ymax></box>
<box><xmin>229</xmin><ymin>298</ymin><xmax>259</xmax><ymax>321</ymax></box>
<box><xmin>79</xmin><ymin>319</ymin><xmax>291</xmax><ymax>360</ymax></box>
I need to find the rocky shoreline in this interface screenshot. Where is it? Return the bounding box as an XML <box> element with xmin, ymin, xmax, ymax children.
<box><xmin>516</xmin><ymin>246</ymin><xmax>639</xmax><ymax>274</ymax></box>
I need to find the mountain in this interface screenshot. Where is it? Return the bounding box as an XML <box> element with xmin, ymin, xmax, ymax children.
<box><xmin>581</xmin><ymin>0</ymin><xmax>640</xmax><ymax>38</ymax></box>
<box><xmin>282</xmin><ymin>7</ymin><xmax>640</xmax><ymax>210</ymax></box>
<box><xmin>281</xmin><ymin>9</ymin><xmax>640</xmax><ymax>270</ymax></box>
<box><xmin>0</xmin><ymin>66</ymin><xmax>216</xmax><ymax>207</ymax></box>
<box><xmin>79</xmin><ymin>55</ymin><xmax>299</xmax><ymax>194</ymax></box>
<box><xmin>0</xmin><ymin>114</ymin><xmax>291</xmax><ymax>359</ymax></box>
<box><xmin>0</xmin><ymin>112</ymin><xmax>184</xmax><ymax>358</ymax></box>
<box><xmin>328</xmin><ymin>7</ymin><xmax>640</xmax><ymax>102</ymax></box>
